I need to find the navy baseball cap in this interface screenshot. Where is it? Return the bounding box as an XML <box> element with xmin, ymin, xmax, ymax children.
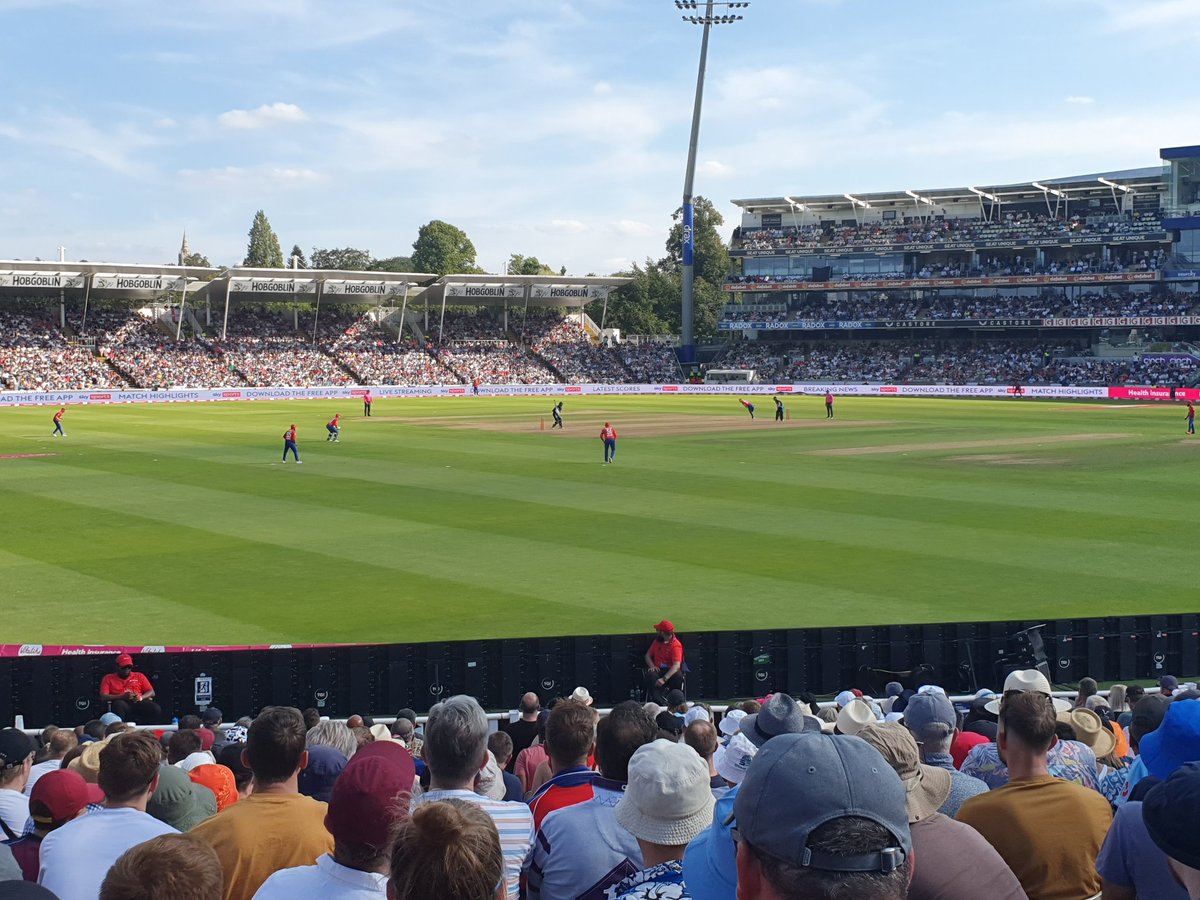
<box><xmin>1144</xmin><ymin>762</ymin><xmax>1200</xmax><ymax>869</ymax></box>
<box><xmin>731</xmin><ymin>733</ymin><xmax>911</xmax><ymax>872</ymax></box>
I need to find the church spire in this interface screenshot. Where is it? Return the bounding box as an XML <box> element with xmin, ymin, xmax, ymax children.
<box><xmin>178</xmin><ymin>231</ymin><xmax>190</xmax><ymax>266</ymax></box>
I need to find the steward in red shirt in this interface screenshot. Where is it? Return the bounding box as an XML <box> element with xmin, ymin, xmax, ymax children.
<box><xmin>643</xmin><ymin>620</ymin><xmax>685</xmax><ymax>703</ymax></box>
<box><xmin>99</xmin><ymin>653</ymin><xmax>164</xmax><ymax>724</ymax></box>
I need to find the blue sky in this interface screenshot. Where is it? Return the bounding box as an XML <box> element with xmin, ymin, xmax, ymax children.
<box><xmin>1</xmin><ymin>0</ymin><xmax>1197</xmax><ymax>275</ymax></box>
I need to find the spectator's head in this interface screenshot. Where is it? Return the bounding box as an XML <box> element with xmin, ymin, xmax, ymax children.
<box><xmin>147</xmin><ymin>765</ymin><xmax>217</xmax><ymax>832</ymax></box>
<box><xmin>858</xmin><ymin>723</ymin><xmax>951</xmax><ymax>824</ymax></box>
<box><xmin>684</xmin><ymin>721</ymin><xmax>718</xmax><ymax>763</ymax></box>
<box><xmin>0</xmin><ymin>728</ymin><xmax>36</xmax><ymax>789</ymax></box>
<box><xmin>393</xmin><ymin>718</ymin><xmax>415</xmax><ymax>745</ymax></box>
<box><xmin>998</xmin><ymin>690</ymin><xmax>1058</xmax><ymax>760</ymax></box>
<box><xmin>1056</xmin><ymin>707</ymin><xmax>1116</xmax><ymax>759</ymax></box>
<box><xmin>99</xmin><ymin>731</ymin><xmax>163</xmax><ymax>806</ymax></box>
<box><xmin>346</xmin><ymin>715</ymin><xmax>365</xmax><ymax>729</ymax></box>
<box><xmin>1143</xmin><ymin>763</ymin><xmax>1200</xmax><ymax>896</ymax></box>
<box><xmin>351</xmin><ymin>726</ymin><xmax>373</xmax><ymax>751</ymax></box>
<box><xmin>298</xmin><ymin>744</ymin><xmax>348</xmax><ymax>803</ymax></box>
<box><xmin>29</xmin><ymin>769</ymin><xmax>103</xmax><ymax>833</ymax></box>
<box><xmin>216</xmin><ymin>743</ymin><xmax>252</xmax><ymax>798</ymax></box>
<box><xmin>167</xmin><ymin>729</ymin><xmax>202</xmax><ymax>765</ymax></box>
<box><xmin>984</xmin><ymin>669</ymin><xmax>1071</xmax><ymax>716</ymax></box>
<box><xmin>82</xmin><ymin>720</ymin><xmax>106</xmax><ymax>742</ymax></box>
<box><xmin>716</xmin><ymin>733</ymin><xmax>758</xmax><ymax>786</ymax></box>
<box><xmin>44</xmin><ymin>734</ymin><xmax>76</xmax><ymax>763</ymax></box>
<box><xmin>653</xmin><ymin>619</ymin><xmax>675</xmax><ymax>641</ymax></box>
<box><xmin>244</xmin><ymin>706</ymin><xmax>308</xmax><ymax>788</ymax></box>
<box><xmin>1126</xmin><ymin>684</ymin><xmax>1146</xmax><ymax>709</ymax></box>
<box><xmin>487</xmin><ymin>731</ymin><xmax>514</xmax><ymax>769</ymax></box>
<box><xmin>1076</xmin><ymin>677</ymin><xmax>1098</xmax><ymax>704</ymax></box>
<box><xmin>656</xmin><ymin>711</ymin><xmax>685</xmax><ymax>742</ymax></box>
<box><xmin>732</xmin><ymin>733</ymin><xmax>911</xmax><ymax>900</ymax></box>
<box><xmin>307</xmin><ymin>719</ymin><xmax>358</xmax><ymax>761</ymax></box>
<box><xmin>665</xmin><ymin>690</ymin><xmax>687</xmax><ymax>714</ymax></box>
<box><xmin>178</xmin><ymin>715</ymin><xmax>202</xmax><ymax>732</ymax></box>
<box><xmin>395</xmin><ymin>708</ymin><xmax>418</xmax><ymax>727</ymax></box>
<box><xmin>115</xmin><ymin>653</ymin><xmax>134</xmax><ymax>677</ymax></box>
<box><xmin>835</xmin><ymin>699</ymin><xmax>877</xmax><ymax>737</ymax></box>
<box><xmin>741</xmin><ymin>694</ymin><xmax>821</xmax><ymax>748</ymax></box>
<box><xmin>1138</xmin><ymin>699</ymin><xmax>1200</xmax><ymax>780</ymax></box>
<box><xmin>718</xmin><ymin>709</ymin><xmax>747</xmax><ymax>739</ymax></box>
<box><xmin>389</xmin><ymin>799</ymin><xmax>503</xmax><ymax>900</ymax></box>
<box><xmin>188</xmin><ymin>765</ymin><xmax>238</xmax><ymax>813</ymax></box>
<box><xmin>545</xmin><ymin>700</ymin><xmax>596</xmax><ymax>770</ymax></box>
<box><xmin>570</xmin><ymin>687</ymin><xmax>593</xmax><ymax>707</ymax></box>
<box><xmin>1131</xmin><ymin>694</ymin><xmax>1171</xmax><ymax>753</ymax></box>
<box><xmin>424</xmin><ymin>695</ymin><xmax>489</xmax><ymax>788</ymax></box>
<box><xmin>99</xmin><ymin>834</ymin><xmax>223</xmax><ymax>900</ymax></box>
<box><xmin>325</xmin><ymin>741</ymin><xmax>416</xmax><ymax>873</ymax></box>
<box><xmin>902</xmin><ymin>690</ymin><xmax>957</xmax><ymax>758</ymax></box>
<box><xmin>200</xmin><ymin>708</ymin><xmax>222</xmax><ymax>728</ymax></box>
<box><xmin>1161</xmin><ymin>675</ymin><xmax>1179</xmax><ymax>696</ymax></box>
<box><xmin>302</xmin><ymin>708</ymin><xmax>321</xmax><ymax>730</ymax></box>
<box><xmin>595</xmin><ymin>701</ymin><xmax>657</xmax><ymax>782</ymax></box>
<box><xmin>614</xmin><ymin>739</ymin><xmax>715</xmax><ymax>857</ymax></box>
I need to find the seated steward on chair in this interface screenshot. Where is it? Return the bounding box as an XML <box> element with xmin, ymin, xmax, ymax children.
<box><xmin>99</xmin><ymin>654</ymin><xmax>164</xmax><ymax>724</ymax></box>
<box><xmin>644</xmin><ymin>620</ymin><xmax>685</xmax><ymax>701</ymax></box>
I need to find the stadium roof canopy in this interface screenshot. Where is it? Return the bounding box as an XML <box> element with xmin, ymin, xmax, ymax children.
<box><xmin>731</xmin><ymin>165</ymin><xmax>1167</xmax><ymax>216</ymax></box>
<box><xmin>421</xmin><ymin>273</ymin><xmax>633</xmax><ymax>311</ymax></box>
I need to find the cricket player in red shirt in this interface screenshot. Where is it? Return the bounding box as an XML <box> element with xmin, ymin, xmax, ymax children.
<box><xmin>52</xmin><ymin>408</ymin><xmax>65</xmax><ymax>437</ymax></box>
<box><xmin>599</xmin><ymin>422</ymin><xmax>617</xmax><ymax>464</ymax></box>
<box><xmin>282</xmin><ymin>424</ymin><xmax>301</xmax><ymax>463</ymax></box>
<box><xmin>644</xmin><ymin>619</ymin><xmax>685</xmax><ymax>702</ymax></box>
<box><xmin>326</xmin><ymin>413</ymin><xmax>341</xmax><ymax>442</ymax></box>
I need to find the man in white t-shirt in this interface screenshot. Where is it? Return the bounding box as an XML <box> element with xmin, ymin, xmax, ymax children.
<box><xmin>0</xmin><ymin>728</ymin><xmax>36</xmax><ymax>838</ymax></box>
<box><xmin>39</xmin><ymin>731</ymin><xmax>177</xmax><ymax>897</ymax></box>
<box><xmin>26</xmin><ymin>729</ymin><xmax>79</xmax><ymax>798</ymax></box>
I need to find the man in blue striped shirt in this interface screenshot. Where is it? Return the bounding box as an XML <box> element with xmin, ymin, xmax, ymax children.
<box><xmin>416</xmin><ymin>695</ymin><xmax>534</xmax><ymax>900</ymax></box>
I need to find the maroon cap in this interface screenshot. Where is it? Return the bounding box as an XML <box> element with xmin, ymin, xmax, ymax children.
<box><xmin>653</xmin><ymin>620</ymin><xmax>675</xmax><ymax>633</ymax></box>
<box><xmin>116</xmin><ymin>654</ymin><xmax>133</xmax><ymax>667</ymax></box>
<box><xmin>30</xmin><ymin>769</ymin><xmax>103</xmax><ymax>825</ymax></box>
<box><xmin>195</xmin><ymin>727</ymin><xmax>216</xmax><ymax>752</ymax></box>
<box><xmin>324</xmin><ymin>740</ymin><xmax>416</xmax><ymax>849</ymax></box>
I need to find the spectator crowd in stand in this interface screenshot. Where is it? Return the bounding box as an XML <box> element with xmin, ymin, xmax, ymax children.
<box><xmin>3</xmin><ymin>665</ymin><xmax>1199</xmax><ymax>899</ymax></box>
<box><xmin>722</xmin><ymin>290</ymin><xmax>1198</xmax><ymax>325</ymax></box>
<box><xmin>736</xmin><ymin>209</ymin><xmax>1166</xmax><ymax>252</ymax></box>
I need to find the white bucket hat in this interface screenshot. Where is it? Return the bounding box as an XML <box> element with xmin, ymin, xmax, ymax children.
<box><xmin>985</xmin><ymin>669</ymin><xmax>1071</xmax><ymax>714</ymax></box>
<box><xmin>715</xmin><ymin>733</ymin><xmax>757</xmax><ymax>785</ymax></box>
<box><xmin>718</xmin><ymin>709</ymin><xmax>746</xmax><ymax>737</ymax></box>
<box><xmin>614</xmin><ymin>740</ymin><xmax>716</xmax><ymax>846</ymax></box>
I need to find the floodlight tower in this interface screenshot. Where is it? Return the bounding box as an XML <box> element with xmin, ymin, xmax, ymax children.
<box><xmin>675</xmin><ymin>0</ymin><xmax>747</xmax><ymax>366</ymax></box>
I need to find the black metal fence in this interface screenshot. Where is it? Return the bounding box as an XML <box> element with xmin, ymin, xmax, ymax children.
<box><xmin>3</xmin><ymin>613</ymin><xmax>1195</xmax><ymax>726</ymax></box>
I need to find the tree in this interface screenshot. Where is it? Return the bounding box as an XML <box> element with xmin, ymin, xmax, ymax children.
<box><xmin>586</xmin><ymin>260</ymin><xmax>674</xmax><ymax>337</ymax></box>
<box><xmin>243</xmin><ymin>211</ymin><xmax>284</xmax><ymax>268</ymax></box>
<box><xmin>411</xmin><ymin>220</ymin><xmax>479</xmax><ymax>275</ymax></box>
<box><xmin>506</xmin><ymin>254</ymin><xmax>556</xmax><ymax>276</ymax></box>
<box><xmin>310</xmin><ymin>247</ymin><xmax>372</xmax><ymax>271</ymax></box>
<box><xmin>288</xmin><ymin>245</ymin><xmax>308</xmax><ymax>269</ymax></box>
<box><xmin>182</xmin><ymin>252</ymin><xmax>211</xmax><ymax>267</ymax></box>
<box><xmin>371</xmin><ymin>255</ymin><xmax>415</xmax><ymax>272</ymax></box>
<box><xmin>663</xmin><ymin>196</ymin><xmax>730</xmax><ymax>287</ymax></box>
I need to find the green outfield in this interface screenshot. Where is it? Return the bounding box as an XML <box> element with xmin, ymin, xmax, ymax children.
<box><xmin>0</xmin><ymin>395</ymin><xmax>1194</xmax><ymax>645</ymax></box>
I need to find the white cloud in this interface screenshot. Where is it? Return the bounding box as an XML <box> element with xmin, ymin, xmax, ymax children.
<box><xmin>1065</xmin><ymin>95</ymin><xmax>1095</xmax><ymax>104</ymax></box>
<box><xmin>217</xmin><ymin>103</ymin><xmax>308</xmax><ymax>130</ymax></box>
<box><xmin>698</xmin><ymin>160</ymin><xmax>732</xmax><ymax>177</ymax></box>
<box><xmin>616</xmin><ymin>220</ymin><xmax>654</xmax><ymax>237</ymax></box>
<box><xmin>550</xmin><ymin>219</ymin><xmax>588</xmax><ymax>234</ymax></box>
<box><xmin>178</xmin><ymin>165</ymin><xmax>324</xmax><ymax>187</ymax></box>
<box><xmin>593</xmin><ymin>81</ymin><xmax>613</xmax><ymax>95</ymax></box>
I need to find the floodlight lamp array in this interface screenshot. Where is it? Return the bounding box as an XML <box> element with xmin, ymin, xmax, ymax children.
<box><xmin>682</xmin><ymin>14</ymin><xmax>743</xmax><ymax>23</ymax></box>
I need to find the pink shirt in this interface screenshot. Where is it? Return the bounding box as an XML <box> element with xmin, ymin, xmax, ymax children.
<box><xmin>515</xmin><ymin>743</ymin><xmax>548</xmax><ymax>793</ymax></box>
<box><xmin>825</xmin><ymin>392</ymin><xmax>834</xmax><ymax>404</ymax></box>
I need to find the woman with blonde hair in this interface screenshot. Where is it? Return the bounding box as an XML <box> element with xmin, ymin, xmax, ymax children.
<box><xmin>389</xmin><ymin>798</ymin><xmax>503</xmax><ymax>900</ymax></box>
<box><xmin>1107</xmin><ymin>684</ymin><xmax>1129</xmax><ymax>714</ymax></box>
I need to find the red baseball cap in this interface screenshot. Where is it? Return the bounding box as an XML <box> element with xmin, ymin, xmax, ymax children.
<box><xmin>116</xmin><ymin>654</ymin><xmax>133</xmax><ymax>667</ymax></box>
<box><xmin>30</xmin><ymin>770</ymin><xmax>103</xmax><ymax>825</ymax></box>
<box><xmin>324</xmin><ymin>741</ymin><xmax>416</xmax><ymax>849</ymax></box>
<box><xmin>653</xmin><ymin>620</ymin><xmax>675</xmax><ymax>633</ymax></box>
